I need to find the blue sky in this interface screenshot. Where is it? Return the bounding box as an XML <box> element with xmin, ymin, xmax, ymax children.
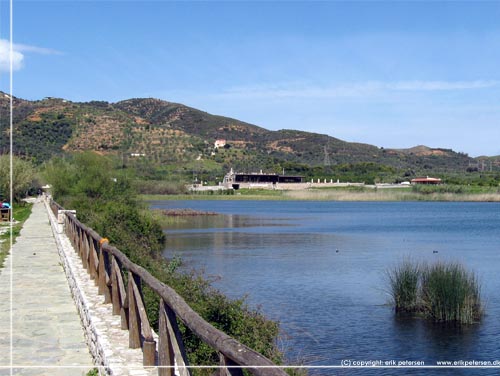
<box><xmin>1</xmin><ymin>1</ymin><xmax>500</xmax><ymax>157</ymax></box>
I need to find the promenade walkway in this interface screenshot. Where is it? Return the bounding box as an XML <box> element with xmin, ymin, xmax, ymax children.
<box><xmin>0</xmin><ymin>200</ymin><xmax>94</xmax><ymax>376</ymax></box>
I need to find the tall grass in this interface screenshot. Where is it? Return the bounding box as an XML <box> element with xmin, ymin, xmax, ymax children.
<box><xmin>387</xmin><ymin>260</ymin><xmax>420</xmax><ymax>313</ymax></box>
<box><xmin>421</xmin><ymin>262</ymin><xmax>483</xmax><ymax>324</ymax></box>
<box><xmin>284</xmin><ymin>188</ymin><xmax>500</xmax><ymax>202</ymax></box>
<box><xmin>387</xmin><ymin>260</ymin><xmax>483</xmax><ymax>324</ymax></box>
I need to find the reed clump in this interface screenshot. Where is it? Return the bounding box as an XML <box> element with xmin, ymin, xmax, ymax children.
<box><xmin>387</xmin><ymin>260</ymin><xmax>420</xmax><ymax>313</ymax></box>
<box><xmin>421</xmin><ymin>262</ymin><xmax>483</xmax><ymax>324</ymax></box>
<box><xmin>387</xmin><ymin>261</ymin><xmax>483</xmax><ymax>324</ymax></box>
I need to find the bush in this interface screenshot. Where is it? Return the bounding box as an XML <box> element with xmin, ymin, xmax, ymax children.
<box><xmin>0</xmin><ymin>154</ymin><xmax>37</xmax><ymax>201</ymax></box>
<box><xmin>387</xmin><ymin>260</ymin><xmax>483</xmax><ymax>324</ymax></box>
<box><xmin>135</xmin><ymin>179</ymin><xmax>187</xmax><ymax>195</ymax></box>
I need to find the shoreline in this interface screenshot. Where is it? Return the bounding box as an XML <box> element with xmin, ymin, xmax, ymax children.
<box><xmin>141</xmin><ymin>188</ymin><xmax>500</xmax><ymax>202</ymax></box>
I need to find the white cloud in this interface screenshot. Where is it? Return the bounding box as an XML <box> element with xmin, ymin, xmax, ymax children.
<box><xmin>0</xmin><ymin>39</ymin><xmax>62</xmax><ymax>73</ymax></box>
<box><xmin>0</xmin><ymin>39</ymin><xmax>24</xmax><ymax>72</ymax></box>
<box><xmin>218</xmin><ymin>80</ymin><xmax>500</xmax><ymax>100</ymax></box>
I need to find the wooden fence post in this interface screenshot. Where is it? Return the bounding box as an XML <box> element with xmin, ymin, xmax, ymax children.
<box><xmin>77</xmin><ymin>227</ymin><xmax>84</xmax><ymax>259</ymax></box>
<box><xmin>158</xmin><ymin>299</ymin><xmax>175</xmax><ymax>376</ymax></box>
<box><xmin>161</xmin><ymin>302</ymin><xmax>190</xmax><ymax>376</ymax></box>
<box><xmin>111</xmin><ymin>256</ymin><xmax>128</xmax><ymax>330</ymax></box>
<box><xmin>111</xmin><ymin>255</ymin><xmax>120</xmax><ymax>316</ymax></box>
<box><xmin>143</xmin><ymin>339</ymin><xmax>156</xmax><ymax>367</ymax></box>
<box><xmin>98</xmin><ymin>240</ymin><xmax>111</xmax><ymax>303</ymax></box>
<box><xmin>128</xmin><ymin>271</ymin><xmax>141</xmax><ymax>349</ymax></box>
<box><xmin>88</xmin><ymin>238</ymin><xmax>97</xmax><ymax>281</ymax></box>
<box><xmin>128</xmin><ymin>271</ymin><xmax>156</xmax><ymax>365</ymax></box>
<box><xmin>219</xmin><ymin>354</ymin><xmax>244</xmax><ymax>376</ymax></box>
<box><xmin>81</xmin><ymin>232</ymin><xmax>89</xmax><ymax>270</ymax></box>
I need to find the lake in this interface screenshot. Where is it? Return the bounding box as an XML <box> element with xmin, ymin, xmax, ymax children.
<box><xmin>149</xmin><ymin>200</ymin><xmax>500</xmax><ymax>375</ymax></box>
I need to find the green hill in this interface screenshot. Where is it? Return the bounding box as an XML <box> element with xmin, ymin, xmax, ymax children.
<box><xmin>0</xmin><ymin>91</ymin><xmax>493</xmax><ymax>184</ymax></box>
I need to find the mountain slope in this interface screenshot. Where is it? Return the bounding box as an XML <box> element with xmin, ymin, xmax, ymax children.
<box><xmin>0</xmin><ymin>92</ymin><xmax>477</xmax><ymax>174</ymax></box>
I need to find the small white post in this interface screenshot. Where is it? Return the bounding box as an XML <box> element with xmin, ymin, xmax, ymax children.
<box><xmin>58</xmin><ymin>210</ymin><xmax>76</xmax><ymax>224</ymax></box>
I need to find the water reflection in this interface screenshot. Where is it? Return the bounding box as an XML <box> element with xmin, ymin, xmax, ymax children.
<box><xmin>391</xmin><ymin>316</ymin><xmax>482</xmax><ymax>360</ymax></box>
<box><xmin>165</xmin><ymin>213</ymin><xmax>296</xmax><ymax>232</ymax></box>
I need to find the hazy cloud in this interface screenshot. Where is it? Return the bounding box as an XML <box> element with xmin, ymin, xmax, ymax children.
<box><xmin>219</xmin><ymin>80</ymin><xmax>500</xmax><ymax>100</ymax></box>
<box><xmin>14</xmin><ymin>43</ymin><xmax>62</xmax><ymax>55</ymax></box>
<box><xmin>386</xmin><ymin>80</ymin><xmax>500</xmax><ymax>91</ymax></box>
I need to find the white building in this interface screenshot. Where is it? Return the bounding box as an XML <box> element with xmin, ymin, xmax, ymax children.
<box><xmin>214</xmin><ymin>139</ymin><xmax>226</xmax><ymax>148</ymax></box>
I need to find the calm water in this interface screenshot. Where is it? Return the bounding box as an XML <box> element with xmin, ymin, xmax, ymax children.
<box><xmin>150</xmin><ymin>200</ymin><xmax>500</xmax><ymax>375</ymax></box>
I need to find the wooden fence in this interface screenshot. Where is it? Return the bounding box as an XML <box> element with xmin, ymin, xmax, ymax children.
<box><xmin>49</xmin><ymin>199</ymin><xmax>287</xmax><ymax>376</ymax></box>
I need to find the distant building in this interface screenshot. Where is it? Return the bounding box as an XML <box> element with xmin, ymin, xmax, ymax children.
<box><xmin>411</xmin><ymin>177</ymin><xmax>442</xmax><ymax>185</ymax></box>
<box><xmin>130</xmin><ymin>153</ymin><xmax>146</xmax><ymax>157</ymax></box>
<box><xmin>214</xmin><ymin>139</ymin><xmax>226</xmax><ymax>149</ymax></box>
<box><xmin>223</xmin><ymin>168</ymin><xmax>303</xmax><ymax>189</ymax></box>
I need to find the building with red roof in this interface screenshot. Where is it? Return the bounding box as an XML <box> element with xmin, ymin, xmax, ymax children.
<box><xmin>410</xmin><ymin>177</ymin><xmax>442</xmax><ymax>185</ymax></box>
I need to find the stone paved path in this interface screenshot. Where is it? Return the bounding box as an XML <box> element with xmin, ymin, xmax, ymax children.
<box><xmin>44</xmin><ymin>201</ymin><xmax>157</xmax><ymax>376</ymax></box>
<box><xmin>0</xmin><ymin>200</ymin><xmax>94</xmax><ymax>376</ymax></box>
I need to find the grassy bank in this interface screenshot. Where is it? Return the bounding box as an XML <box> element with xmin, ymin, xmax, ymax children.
<box><xmin>142</xmin><ymin>189</ymin><xmax>289</xmax><ymax>201</ymax></box>
<box><xmin>141</xmin><ymin>185</ymin><xmax>500</xmax><ymax>202</ymax></box>
<box><xmin>0</xmin><ymin>203</ymin><xmax>33</xmax><ymax>268</ymax></box>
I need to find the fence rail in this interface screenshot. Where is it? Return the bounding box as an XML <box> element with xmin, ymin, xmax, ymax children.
<box><xmin>49</xmin><ymin>199</ymin><xmax>287</xmax><ymax>376</ymax></box>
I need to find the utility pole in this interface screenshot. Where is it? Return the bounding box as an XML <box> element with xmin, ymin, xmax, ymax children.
<box><xmin>323</xmin><ymin>145</ymin><xmax>331</xmax><ymax>166</ymax></box>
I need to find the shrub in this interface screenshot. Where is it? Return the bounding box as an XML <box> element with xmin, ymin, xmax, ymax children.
<box><xmin>0</xmin><ymin>154</ymin><xmax>37</xmax><ymax>201</ymax></box>
<box><xmin>135</xmin><ymin>179</ymin><xmax>187</xmax><ymax>195</ymax></box>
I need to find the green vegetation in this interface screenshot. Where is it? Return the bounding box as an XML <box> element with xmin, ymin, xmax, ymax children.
<box><xmin>421</xmin><ymin>262</ymin><xmax>483</xmax><ymax>324</ymax></box>
<box><xmin>284</xmin><ymin>186</ymin><xmax>500</xmax><ymax>202</ymax></box>
<box><xmin>3</xmin><ymin>91</ymin><xmax>500</xmax><ymax>190</ymax></box>
<box><xmin>387</xmin><ymin>260</ymin><xmax>483</xmax><ymax>324</ymax></box>
<box><xmin>42</xmin><ymin>152</ymin><xmax>285</xmax><ymax>374</ymax></box>
<box><xmin>141</xmin><ymin>189</ymin><xmax>289</xmax><ymax>202</ymax></box>
<box><xmin>0</xmin><ymin>203</ymin><xmax>33</xmax><ymax>268</ymax></box>
<box><xmin>0</xmin><ymin>155</ymin><xmax>38</xmax><ymax>202</ymax></box>
<box><xmin>141</xmin><ymin>184</ymin><xmax>500</xmax><ymax>202</ymax></box>
<box><xmin>411</xmin><ymin>184</ymin><xmax>499</xmax><ymax>195</ymax></box>
<box><xmin>85</xmin><ymin>368</ymin><xmax>99</xmax><ymax>376</ymax></box>
<box><xmin>135</xmin><ymin>179</ymin><xmax>187</xmax><ymax>195</ymax></box>
<box><xmin>0</xmin><ymin>154</ymin><xmax>36</xmax><ymax>268</ymax></box>
<box><xmin>13</xmin><ymin>115</ymin><xmax>73</xmax><ymax>163</ymax></box>
<box><xmin>387</xmin><ymin>260</ymin><xmax>420</xmax><ymax>313</ymax></box>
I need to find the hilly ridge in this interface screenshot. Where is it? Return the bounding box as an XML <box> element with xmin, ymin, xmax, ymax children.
<box><xmin>1</xmin><ymin>91</ymin><xmax>496</xmax><ymax>181</ymax></box>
